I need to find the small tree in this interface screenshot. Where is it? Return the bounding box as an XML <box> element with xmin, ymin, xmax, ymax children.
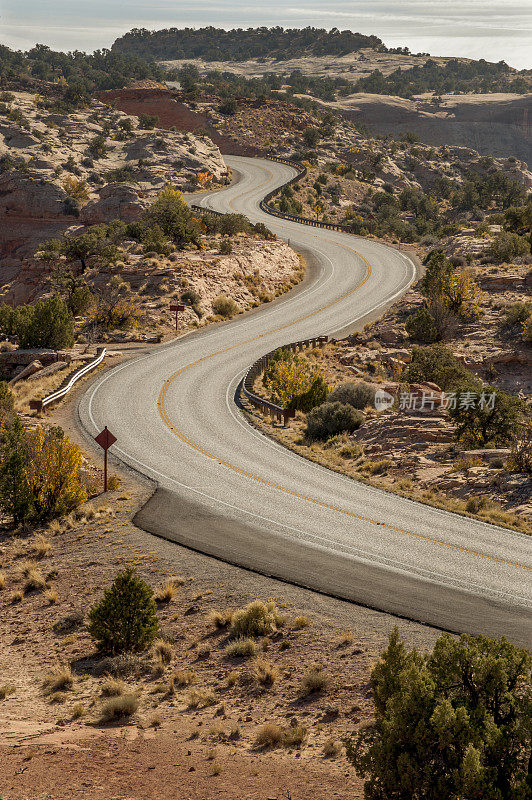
<box><xmin>406</xmin><ymin>307</ymin><xmax>439</xmax><ymax>342</ymax></box>
<box><xmin>88</xmin><ymin>567</ymin><xmax>158</xmax><ymax>654</ymax></box>
<box><xmin>264</xmin><ymin>349</ymin><xmax>320</xmax><ymax>408</ymax></box>
<box><xmin>0</xmin><ymin>416</ymin><xmax>33</xmax><ymax>524</ymax></box>
<box><xmin>328</xmin><ymin>382</ymin><xmax>375</xmax><ymax>410</ymax></box>
<box><xmin>347</xmin><ymin>629</ymin><xmax>532</xmax><ymax>800</ymax></box>
<box><xmin>305</xmin><ymin>402</ymin><xmax>364</xmax><ymax>440</ymax></box>
<box><xmin>405</xmin><ymin>344</ymin><xmax>472</xmax><ymax>390</ymax></box>
<box><xmin>18</xmin><ymin>297</ymin><xmax>75</xmax><ymax>349</ymax></box>
<box><xmin>448</xmin><ymin>386</ymin><xmax>526</xmax><ymax>447</ymax></box>
<box><xmin>144</xmin><ymin>185</ymin><xmax>199</xmax><ymax>248</ymax></box>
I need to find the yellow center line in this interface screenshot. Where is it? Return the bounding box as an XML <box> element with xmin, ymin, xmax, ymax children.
<box><xmin>157</xmin><ymin>167</ymin><xmax>531</xmax><ymax>575</ymax></box>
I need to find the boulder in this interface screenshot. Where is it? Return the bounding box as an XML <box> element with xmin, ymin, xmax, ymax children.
<box><xmin>80</xmin><ymin>182</ymin><xmax>147</xmax><ymax>224</ymax></box>
<box><xmin>0</xmin><ymin>169</ymin><xmax>71</xmax><ymax>220</ymax></box>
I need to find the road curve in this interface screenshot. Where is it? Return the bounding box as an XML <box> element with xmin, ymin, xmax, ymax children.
<box><xmin>79</xmin><ymin>157</ymin><xmax>532</xmax><ymax>646</ymax></box>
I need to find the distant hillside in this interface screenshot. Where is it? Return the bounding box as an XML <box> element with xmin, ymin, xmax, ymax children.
<box><xmin>111</xmin><ymin>26</ymin><xmax>386</xmax><ymax>62</ymax></box>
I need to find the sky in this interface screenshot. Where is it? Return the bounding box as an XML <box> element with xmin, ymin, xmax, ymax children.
<box><xmin>1</xmin><ymin>0</ymin><xmax>531</xmax><ymax>70</ymax></box>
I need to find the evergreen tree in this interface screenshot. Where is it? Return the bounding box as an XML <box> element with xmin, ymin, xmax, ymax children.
<box><xmin>88</xmin><ymin>567</ymin><xmax>159</xmax><ymax>654</ymax></box>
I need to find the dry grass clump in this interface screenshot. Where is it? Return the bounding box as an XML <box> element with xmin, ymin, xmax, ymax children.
<box><xmin>101</xmin><ymin>676</ymin><xmax>126</xmax><ymax>697</ymax></box>
<box><xmin>294</xmin><ymin>615</ymin><xmax>311</xmax><ymax>629</ymax></box>
<box><xmin>299</xmin><ymin>664</ymin><xmax>329</xmax><ymax>698</ymax></box>
<box><xmin>187</xmin><ymin>688</ymin><xmax>216</xmax><ymax>709</ymax></box>
<box><xmin>361</xmin><ymin>458</ymin><xmax>392</xmax><ymax>475</ymax></box>
<box><xmin>11</xmin><ymin>590</ymin><xmax>23</xmax><ymax>603</ymax></box>
<box><xmin>100</xmin><ymin>692</ymin><xmax>139</xmax><ymax>722</ymax></box>
<box><xmin>209</xmin><ymin>609</ymin><xmax>234</xmax><ymax>629</ymax></box>
<box><xmin>337</xmin><ymin>629</ymin><xmax>354</xmax><ymax>646</ymax></box>
<box><xmin>168</xmin><ymin>669</ymin><xmax>197</xmax><ymax>693</ymax></box>
<box><xmin>31</xmin><ymin>534</ymin><xmax>52</xmax><ymax>558</ymax></box>
<box><xmin>253</xmin><ymin>659</ymin><xmax>279</xmax><ymax>687</ymax></box>
<box><xmin>45</xmin><ymin>589</ymin><xmax>59</xmax><ymax>604</ymax></box>
<box><xmin>24</xmin><ymin>567</ymin><xmax>46</xmax><ymax>592</ymax></box>
<box><xmin>230</xmin><ymin>600</ymin><xmax>284</xmax><ymax>638</ymax></box>
<box><xmin>47</xmin><ymin>518</ymin><xmax>65</xmax><ymax>535</ymax></box>
<box><xmin>43</xmin><ymin>665</ymin><xmax>73</xmax><ymax>694</ymax></box>
<box><xmin>18</xmin><ymin>559</ymin><xmax>37</xmax><ymax>578</ymax></box>
<box><xmin>153</xmin><ymin>639</ymin><xmax>173</xmax><ymax>665</ymax></box>
<box><xmin>323</xmin><ymin>737</ymin><xmax>342</xmax><ymax>757</ymax></box>
<box><xmin>0</xmin><ymin>684</ymin><xmax>15</xmax><ymax>700</ymax></box>
<box><xmin>225</xmin><ymin>638</ymin><xmax>257</xmax><ymax>659</ymax></box>
<box><xmin>0</xmin><ymin>572</ymin><xmax>6</xmax><ymax>590</ymax></box>
<box><xmin>226</xmin><ymin>670</ymin><xmax>238</xmax><ymax>687</ymax></box>
<box><xmin>256</xmin><ymin>722</ymin><xmax>308</xmax><ymax>749</ymax></box>
<box><xmin>154</xmin><ymin>577</ymin><xmax>183</xmax><ymax>603</ymax></box>
<box><xmin>71</xmin><ymin>703</ymin><xmax>86</xmax><ymax>720</ymax></box>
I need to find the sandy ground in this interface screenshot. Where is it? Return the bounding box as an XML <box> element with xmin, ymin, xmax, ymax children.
<box><xmin>0</xmin><ymin>359</ymin><xmax>442</xmax><ymax>800</ymax></box>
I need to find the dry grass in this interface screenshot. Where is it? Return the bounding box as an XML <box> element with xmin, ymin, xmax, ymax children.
<box><xmin>30</xmin><ymin>534</ymin><xmax>52</xmax><ymax>558</ymax></box>
<box><xmin>323</xmin><ymin>737</ymin><xmax>342</xmax><ymax>757</ymax></box>
<box><xmin>101</xmin><ymin>676</ymin><xmax>126</xmax><ymax>697</ymax></box>
<box><xmin>186</xmin><ymin>688</ymin><xmax>215</xmax><ymax>709</ymax></box>
<box><xmin>299</xmin><ymin>665</ymin><xmax>329</xmax><ymax>698</ymax></box>
<box><xmin>100</xmin><ymin>692</ymin><xmax>139</xmax><ymax>722</ymax></box>
<box><xmin>10</xmin><ymin>590</ymin><xmax>23</xmax><ymax>603</ymax></box>
<box><xmin>225</xmin><ymin>638</ymin><xmax>257</xmax><ymax>659</ymax></box>
<box><xmin>337</xmin><ymin>629</ymin><xmax>354</xmax><ymax>646</ymax></box>
<box><xmin>0</xmin><ymin>684</ymin><xmax>15</xmax><ymax>700</ymax></box>
<box><xmin>153</xmin><ymin>639</ymin><xmax>173</xmax><ymax>665</ymax></box>
<box><xmin>209</xmin><ymin>609</ymin><xmax>234</xmax><ymax>629</ymax></box>
<box><xmin>230</xmin><ymin>599</ymin><xmax>284</xmax><ymax>638</ymax></box>
<box><xmin>154</xmin><ymin>578</ymin><xmax>183</xmax><ymax>603</ymax></box>
<box><xmin>71</xmin><ymin>703</ymin><xmax>86</xmax><ymax>720</ymax></box>
<box><xmin>226</xmin><ymin>670</ymin><xmax>238</xmax><ymax>687</ymax></box>
<box><xmin>294</xmin><ymin>615</ymin><xmax>311</xmax><ymax>629</ymax></box>
<box><xmin>256</xmin><ymin>722</ymin><xmax>308</xmax><ymax>749</ymax></box>
<box><xmin>0</xmin><ymin>572</ymin><xmax>6</xmax><ymax>590</ymax></box>
<box><xmin>45</xmin><ymin>589</ymin><xmax>59</xmax><ymax>604</ymax></box>
<box><xmin>253</xmin><ymin>659</ymin><xmax>279</xmax><ymax>687</ymax></box>
<box><xmin>43</xmin><ymin>665</ymin><xmax>73</xmax><ymax>694</ymax></box>
<box><xmin>24</xmin><ymin>567</ymin><xmax>46</xmax><ymax>592</ymax></box>
<box><xmin>167</xmin><ymin>669</ymin><xmax>197</xmax><ymax>693</ymax></box>
<box><xmin>18</xmin><ymin>559</ymin><xmax>37</xmax><ymax>578</ymax></box>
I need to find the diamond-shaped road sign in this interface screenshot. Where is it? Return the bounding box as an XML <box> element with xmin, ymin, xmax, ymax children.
<box><xmin>94</xmin><ymin>426</ymin><xmax>117</xmax><ymax>451</ymax></box>
<box><xmin>94</xmin><ymin>426</ymin><xmax>117</xmax><ymax>493</ymax></box>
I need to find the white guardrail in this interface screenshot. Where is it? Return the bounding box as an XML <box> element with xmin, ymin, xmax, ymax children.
<box><xmin>30</xmin><ymin>348</ymin><xmax>106</xmax><ymax>412</ymax></box>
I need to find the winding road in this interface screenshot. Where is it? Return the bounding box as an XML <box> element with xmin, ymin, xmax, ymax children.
<box><xmin>79</xmin><ymin>157</ymin><xmax>532</xmax><ymax>647</ymax></box>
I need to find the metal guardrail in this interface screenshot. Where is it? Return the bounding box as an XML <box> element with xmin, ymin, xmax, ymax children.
<box><xmin>242</xmin><ymin>336</ymin><xmax>328</xmax><ymax>426</ymax></box>
<box><xmin>30</xmin><ymin>348</ymin><xmax>106</xmax><ymax>412</ymax></box>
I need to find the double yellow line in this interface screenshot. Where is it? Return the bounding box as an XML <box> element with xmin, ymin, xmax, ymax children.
<box><xmin>158</xmin><ymin>166</ymin><xmax>530</xmax><ymax>575</ymax></box>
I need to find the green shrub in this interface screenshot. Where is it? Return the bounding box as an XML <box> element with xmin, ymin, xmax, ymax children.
<box><xmin>88</xmin><ymin>567</ymin><xmax>158</xmax><ymax>654</ymax></box>
<box><xmin>347</xmin><ymin>628</ymin><xmax>532</xmax><ymax>799</ymax></box>
<box><xmin>489</xmin><ymin>231</ymin><xmax>530</xmax><ymax>262</ymax></box>
<box><xmin>212</xmin><ymin>295</ymin><xmax>239</xmax><ymax>317</ymax></box>
<box><xmin>328</xmin><ymin>382</ymin><xmax>375</xmax><ymax>410</ymax></box>
<box><xmin>503</xmin><ymin>302</ymin><xmax>531</xmax><ymax>327</ymax></box>
<box><xmin>0</xmin><ymin>298</ymin><xmax>75</xmax><ymax>350</ymax></box>
<box><xmin>405</xmin><ymin>344</ymin><xmax>472</xmax><ymax>390</ymax></box>
<box><xmin>405</xmin><ymin>308</ymin><xmax>439</xmax><ymax>343</ymax></box>
<box><xmin>448</xmin><ymin>385</ymin><xmax>526</xmax><ymax>447</ymax></box>
<box><xmin>305</xmin><ymin>402</ymin><xmax>364</xmax><ymax>440</ymax></box>
<box><xmin>291</xmin><ymin>375</ymin><xmax>329</xmax><ymax>412</ymax></box>
<box><xmin>138</xmin><ymin>113</ymin><xmax>159</xmax><ymax>129</ymax></box>
<box><xmin>219</xmin><ymin>239</ymin><xmax>233</xmax><ymax>254</ymax></box>
<box><xmin>218</xmin><ymin>99</ymin><xmax>238</xmax><ymax>116</ymax></box>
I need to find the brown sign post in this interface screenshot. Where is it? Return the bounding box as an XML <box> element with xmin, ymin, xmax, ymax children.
<box><xmin>169</xmin><ymin>303</ymin><xmax>185</xmax><ymax>332</ymax></box>
<box><xmin>94</xmin><ymin>426</ymin><xmax>117</xmax><ymax>493</ymax></box>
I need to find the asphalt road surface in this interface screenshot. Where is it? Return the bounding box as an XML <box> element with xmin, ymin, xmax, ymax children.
<box><xmin>80</xmin><ymin>157</ymin><xmax>532</xmax><ymax>646</ymax></box>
